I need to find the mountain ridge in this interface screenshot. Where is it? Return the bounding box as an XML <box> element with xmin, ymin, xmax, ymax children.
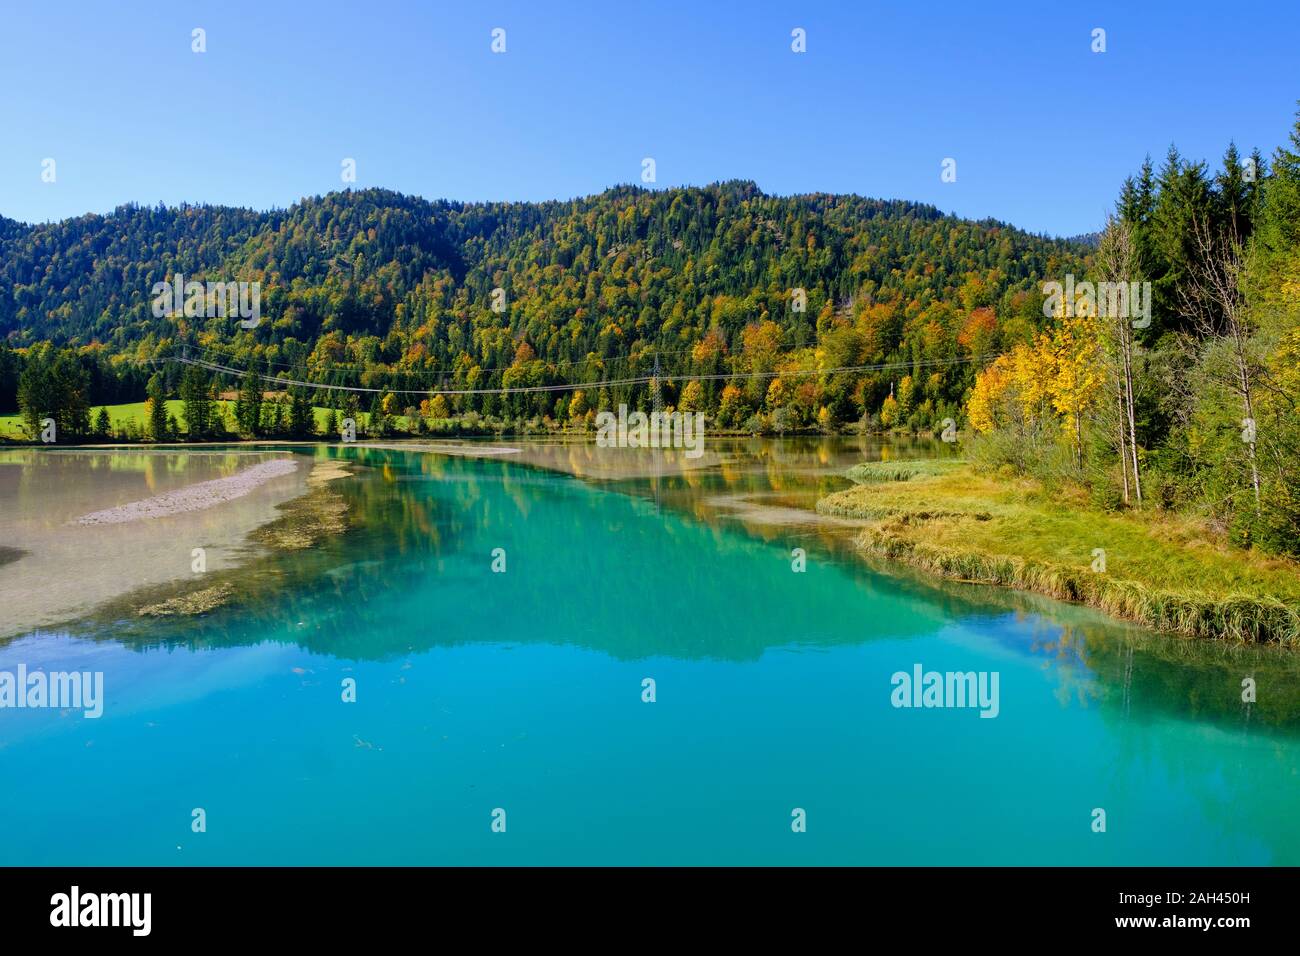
<box><xmin>1</xmin><ymin>180</ymin><xmax>1089</xmax><ymax>429</ymax></box>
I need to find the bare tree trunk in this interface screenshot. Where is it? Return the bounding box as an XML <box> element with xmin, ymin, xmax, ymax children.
<box><xmin>1123</xmin><ymin>335</ymin><xmax>1142</xmax><ymax>505</ymax></box>
<box><xmin>1098</xmin><ymin>218</ymin><xmax>1143</xmax><ymax>506</ymax></box>
<box><xmin>1074</xmin><ymin>411</ymin><xmax>1083</xmax><ymax>469</ymax></box>
<box><xmin>1237</xmin><ymin>341</ymin><xmax>1263</xmax><ymax>514</ymax></box>
<box><xmin>1115</xmin><ymin>369</ymin><xmax>1130</xmax><ymax>504</ymax></box>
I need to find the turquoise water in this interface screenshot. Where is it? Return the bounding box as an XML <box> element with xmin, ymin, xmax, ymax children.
<box><xmin>2</xmin><ymin>443</ymin><xmax>1299</xmax><ymax>865</ymax></box>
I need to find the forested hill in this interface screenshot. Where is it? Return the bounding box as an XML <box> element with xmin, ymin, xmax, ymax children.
<box><xmin>0</xmin><ymin>182</ymin><xmax>1087</xmax><ymax>427</ymax></box>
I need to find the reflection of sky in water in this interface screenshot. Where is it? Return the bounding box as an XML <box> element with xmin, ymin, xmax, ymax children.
<box><xmin>0</xmin><ymin>439</ymin><xmax>1297</xmax><ymax>865</ymax></box>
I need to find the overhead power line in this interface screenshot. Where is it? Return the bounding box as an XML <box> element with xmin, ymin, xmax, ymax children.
<box><xmin>186</xmin><ymin>341</ymin><xmax>702</xmax><ymax>377</ymax></box>
<box><xmin>165</xmin><ymin>348</ymin><xmax>997</xmax><ymax>398</ymax></box>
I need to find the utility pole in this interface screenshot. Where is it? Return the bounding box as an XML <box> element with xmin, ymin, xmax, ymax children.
<box><xmin>651</xmin><ymin>351</ymin><xmax>663</xmax><ymax>415</ymax></box>
<box><xmin>651</xmin><ymin>351</ymin><xmax>663</xmax><ymax>513</ymax></box>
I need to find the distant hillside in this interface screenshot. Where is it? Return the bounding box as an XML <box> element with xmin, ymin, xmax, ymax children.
<box><xmin>1060</xmin><ymin>231</ymin><xmax>1102</xmax><ymax>248</ymax></box>
<box><xmin>0</xmin><ymin>182</ymin><xmax>1089</xmax><ymax>428</ymax></box>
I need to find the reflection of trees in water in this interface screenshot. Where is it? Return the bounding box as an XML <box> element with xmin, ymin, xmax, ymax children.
<box><xmin>72</xmin><ymin>447</ymin><xmax>958</xmax><ymax>662</ymax></box>
<box><xmin>1024</xmin><ymin>614</ymin><xmax>1300</xmax><ymax>735</ymax></box>
<box><xmin>62</xmin><ymin>443</ymin><xmax>1300</xmax><ymax>744</ymax></box>
<box><xmin>3</xmin><ymin>449</ymin><xmax>267</xmax><ymax>509</ymax></box>
<box><xmin>1071</xmin><ymin>620</ymin><xmax>1300</xmax><ymax>864</ymax></box>
<box><xmin>956</xmin><ymin>593</ymin><xmax>1300</xmax><ymax>862</ymax></box>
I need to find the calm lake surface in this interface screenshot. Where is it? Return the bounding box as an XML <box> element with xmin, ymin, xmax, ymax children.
<box><xmin>2</xmin><ymin>439</ymin><xmax>1298</xmax><ymax>865</ymax></box>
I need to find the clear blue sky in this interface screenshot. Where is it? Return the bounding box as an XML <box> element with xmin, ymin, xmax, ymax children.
<box><xmin>2</xmin><ymin>0</ymin><xmax>1297</xmax><ymax>236</ymax></box>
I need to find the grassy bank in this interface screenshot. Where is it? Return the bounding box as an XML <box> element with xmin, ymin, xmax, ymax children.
<box><xmin>818</xmin><ymin>461</ymin><xmax>1300</xmax><ymax>645</ymax></box>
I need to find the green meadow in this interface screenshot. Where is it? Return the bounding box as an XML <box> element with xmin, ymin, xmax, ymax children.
<box><xmin>0</xmin><ymin>400</ymin><xmax>346</xmax><ymax>442</ymax></box>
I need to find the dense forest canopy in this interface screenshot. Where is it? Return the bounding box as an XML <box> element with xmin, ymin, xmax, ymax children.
<box><xmin>1</xmin><ymin>181</ymin><xmax>1086</xmax><ymax>428</ymax></box>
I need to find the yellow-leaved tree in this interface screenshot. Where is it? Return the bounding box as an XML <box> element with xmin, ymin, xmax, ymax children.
<box><xmin>1047</xmin><ymin>311</ymin><xmax>1104</xmax><ymax>465</ymax></box>
<box><xmin>966</xmin><ymin>293</ymin><xmax>1105</xmax><ymax>471</ymax></box>
<box><xmin>967</xmin><ymin>354</ymin><xmax>1013</xmax><ymax>433</ymax></box>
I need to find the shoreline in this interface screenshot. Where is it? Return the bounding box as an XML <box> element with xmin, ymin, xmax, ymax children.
<box><xmin>392</xmin><ymin>439</ymin><xmax>1300</xmax><ymax>646</ymax></box>
<box><xmin>346</xmin><ymin>439</ymin><xmax>1297</xmax><ymax>646</ymax></box>
<box><xmin>0</xmin><ymin>447</ymin><xmax>329</xmax><ymax>641</ymax></box>
<box><xmin>11</xmin><ymin>438</ymin><xmax>1295</xmax><ymax>648</ymax></box>
<box><xmin>816</xmin><ymin>460</ymin><xmax>1300</xmax><ymax>646</ymax></box>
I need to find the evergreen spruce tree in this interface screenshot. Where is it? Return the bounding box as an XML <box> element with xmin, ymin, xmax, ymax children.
<box><xmin>289</xmin><ymin>387</ymin><xmax>314</xmax><ymax>438</ymax></box>
<box><xmin>236</xmin><ymin>369</ymin><xmax>262</xmax><ymax>437</ymax></box>
<box><xmin>146</xmin><ymin>372</ymin><xmax>168</xmax><ymax>442</ymax></box>
<box><xmin>1255</xmin><ymin>106</ymin><xmax>1300</xmax><ymax>274</ymax></box>
<box><xmin>1215</xmin><ymin>142</ymin><xmax>1252</xmax><ymax>241</ymax></box>
<box><xmin>180</xmin><ymin>365</ymin><xmax>213</xmax><ymax>440</ymax></box>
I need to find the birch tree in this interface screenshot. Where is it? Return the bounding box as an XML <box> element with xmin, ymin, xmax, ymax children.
<box><xmin>1180</xmin><ymin>216</ymin><xmax>1262</xmax><ymax>515</ymax></box>
<box><xmin>1096</xmin><ymin>218</ymin><xmax>1144</xmax><ymax>505</ymax></box>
